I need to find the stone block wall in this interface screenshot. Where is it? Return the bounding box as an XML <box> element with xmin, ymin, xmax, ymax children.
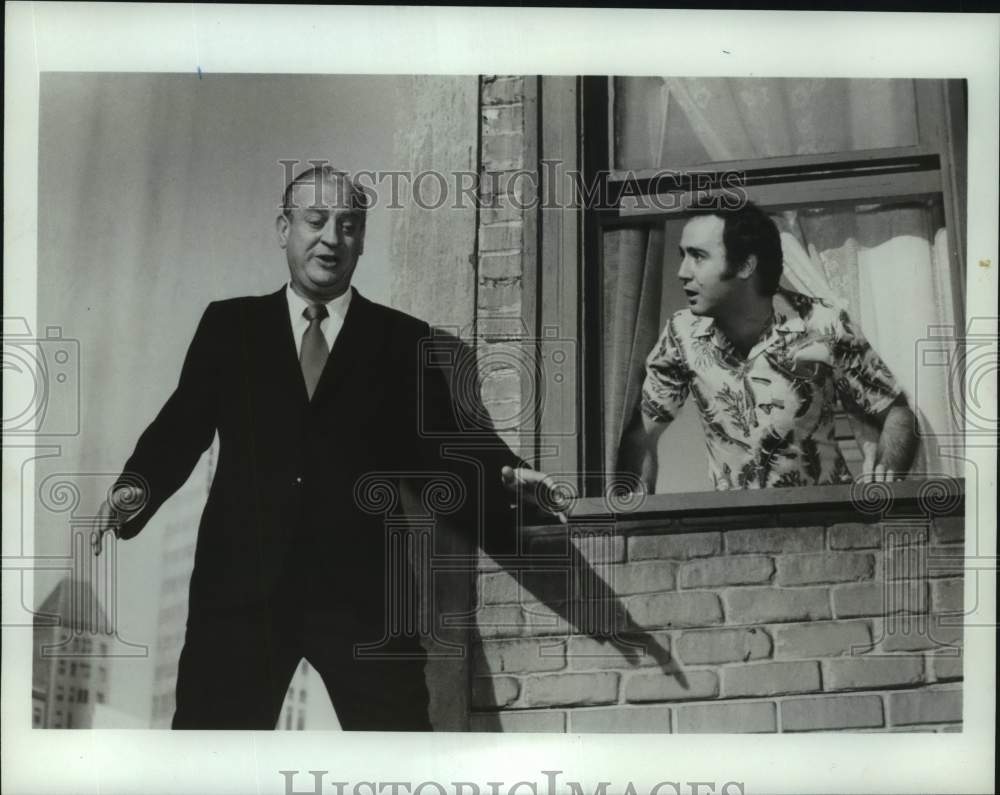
<box><xmin>471</xmin><ymin>513</ymin><xmax>964</xmax><ymax>733</ymax></box>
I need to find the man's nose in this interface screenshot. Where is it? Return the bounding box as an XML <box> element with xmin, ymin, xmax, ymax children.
<box><xmin>319</xmin><ymin>220</ymin><xmax>341</xmax><ymax>247</ymax></box>
<box><xmin>677</xmin><ymin>256</ymin><xmax>692</xmax><ymax>281</ymax></box>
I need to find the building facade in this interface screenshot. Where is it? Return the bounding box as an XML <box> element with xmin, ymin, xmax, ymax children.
<box><xmin>31</xmin><ymin>576</ymin><xmax>113</xmax><ymax>729</ymax></box>
<box><xmin>389</xmin><ymin>75</ymin><xmax>969</xmax><ymax>733</ymax></box>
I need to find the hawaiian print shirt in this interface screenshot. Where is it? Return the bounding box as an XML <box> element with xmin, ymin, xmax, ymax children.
<box><xmin>641</xmin><ymin>289</ymin><xmax>902</xmax><ymax>490</ymax></box>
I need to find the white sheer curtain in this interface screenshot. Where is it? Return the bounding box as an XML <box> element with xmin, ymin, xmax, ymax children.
<box><xmin>777</xmin><ymin>206</ymin><xmax>958</xmax><ymax>477</ymax></box>
<box><xmin>603</xmin><ymin>227</ymin><xmax>664</xmax><ymax>474</ymax></box>
<box><xmin>614</xmin><ymin>77</ymin><xmax>918</xmax><ymax>170</ymax></box>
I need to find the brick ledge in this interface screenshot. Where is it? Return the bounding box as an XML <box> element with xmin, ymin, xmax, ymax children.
<box><xmin>524</xmin><ymin>477</ymin><xmax>965</xmax><ymax>532</ymax></box>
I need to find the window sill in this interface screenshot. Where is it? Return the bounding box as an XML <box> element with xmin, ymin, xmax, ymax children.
<box><xmin>526</xmin><ymin>477</ymin><xmax>964</xmax><ymax>535</ymax></box>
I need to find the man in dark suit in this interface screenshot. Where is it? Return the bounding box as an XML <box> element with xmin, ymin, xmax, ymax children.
<box><xmin>92</xmin><ymin>165</ymin><xmax>555</xmax><ymax>730</ymax></box>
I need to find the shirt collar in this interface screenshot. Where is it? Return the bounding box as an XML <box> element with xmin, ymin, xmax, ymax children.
<box><xmin>771</xmin><ymin>289</ymin><xmax>806</xmax><ymax>335</ymax></box>
<box><xmin>286</xmin><ymin>282</ymin><xmax>353</xmax><ymax>324</ymax></box>
<box><xmin>690</xmin><ymin>291</ymin><xmax>807</xmax><ymax>352</ymax></box>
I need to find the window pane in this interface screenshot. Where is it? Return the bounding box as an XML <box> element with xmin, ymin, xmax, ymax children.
<box><xmin>601</xmin><ymin>195</ymin><xmax>957</xmax><ymax>494</ymax></box>
<box><xmin>601</xmin><ymin>222</ymin><xmax>711</xmax><ymax>493</ymax></box>
<box><xmin>613</xmin><ymin>77</ymin><xmax>920</xmax><ymax>171</ymax></box>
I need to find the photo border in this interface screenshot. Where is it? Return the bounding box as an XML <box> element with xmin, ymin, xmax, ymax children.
<box><xmin>3</xmin><ymin>5</ymin><xmax>997</xmax><ymax>794</ymax></box>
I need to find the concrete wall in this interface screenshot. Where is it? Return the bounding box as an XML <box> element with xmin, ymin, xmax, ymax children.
<box><xmin>387</xmin><ymin>74</ymin><xmax>535</xmax><ymax>731</ymax></box>
<box><xmin>391</xmin><ymin>75</ymin><xmax>480</xmax><ymax>331</ymax></box>
<box><xmin>390</xmin><ymin>75</ymin><xmax>481</xmax><ymax>730</ymax></box>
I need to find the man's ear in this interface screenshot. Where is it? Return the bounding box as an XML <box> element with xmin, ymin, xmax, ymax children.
<box><xmin>736</xmin><ymin>253</ymin><xmax>758</xmax><ymax>282</ymax></box>
<box><xmin>275</xmin><ymin>213</ymin><xmax>289</xmax><ymax>249</ymax></box>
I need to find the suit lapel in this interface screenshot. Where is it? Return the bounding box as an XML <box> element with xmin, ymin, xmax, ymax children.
<box><xmin>310</xmin><ymin>288</ymin><xmax>387</xmax><ymax>406</ymax></box>
<box><xmin>248</xmin><ymin>287</ymin><xmax>307</xmax><ymax>405</ymax></box>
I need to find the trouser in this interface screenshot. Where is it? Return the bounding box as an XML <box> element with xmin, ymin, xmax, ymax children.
<box><xmin>171</xmin><ymin>606</ymin><xmax>431</xmax><ymax>731</ymax></box>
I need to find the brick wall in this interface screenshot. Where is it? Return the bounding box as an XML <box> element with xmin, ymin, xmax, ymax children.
<box><xmin>477</xmin><ymin>75</ymin><xmax>529</xmax><ymax>459</ymax></box>
<box><xmin>471</xmin><ymin>513</ymin><xmax>964</xmax><ymax>733</ymax></box>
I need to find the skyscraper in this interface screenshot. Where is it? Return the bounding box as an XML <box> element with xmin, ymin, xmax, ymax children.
<box><xmin>150</xmin><ymin>444</ymin><xmax>214</xmax><ymax>728</ymax></box>
<box><xmin>32</xmin><ymin>576</ymin><xmax>113</xmax><ymax>728</ymax></box>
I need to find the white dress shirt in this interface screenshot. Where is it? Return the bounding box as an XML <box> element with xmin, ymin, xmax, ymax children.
<box><xmin>285</xmin><ymin>283</ymin><xmax>353</xmax><ymax>356</ymax></box>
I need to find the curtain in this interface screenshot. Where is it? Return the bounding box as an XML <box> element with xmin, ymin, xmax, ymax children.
<box><xmin>602</xmin><ymin>227</ymin><xmax>664</xmax><ymax>474</ymax></box>
<box><xmin>778</xmin><ymin>204</ymin><xmax>959</xmax><ymax>477</ymax></box>
<box><xmin>614</xmin><ymin>77</ymin><xmax>918</xmax><ymax>170</ymax></box>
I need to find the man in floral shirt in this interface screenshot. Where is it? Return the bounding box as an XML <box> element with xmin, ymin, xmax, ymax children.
<box><xmin>620</xmin><ymin>202</ymin><xmax>918</xmax><ymax>492</ymax></box>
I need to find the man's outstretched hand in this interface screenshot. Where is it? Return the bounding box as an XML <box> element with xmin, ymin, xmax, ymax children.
<box><xmin>92</xmin><ymin>485</ymin><xmax>146</xmax><ymax>556</ymax></box>
<box><xmin>500</xmin><ymin>466</ymin><xmax>569</xmax><ymax>525</ymax></box>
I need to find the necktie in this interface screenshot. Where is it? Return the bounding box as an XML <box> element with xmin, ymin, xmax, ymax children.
<box><xmin>300</xmin><ymin>304</ymin><xmax>329</xmax><ymax>399</ymax></box>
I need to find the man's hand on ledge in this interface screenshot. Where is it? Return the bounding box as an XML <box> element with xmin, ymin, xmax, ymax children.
<box><xmin>501</xmin><ymin>466</ymin><xmax>568</xmax><ymax>525</ymax></box>
<box><xmin>851</xmin><ymin>397</ymin><xmax>917</xmax><ymax>484</ymax></box>
<box><xmin>92</xmin><ymin>484</ymin><xmax>146</xmax><ymax>556</ymax></box>
<box><xmin>858</xmin><ymin>439</ymin><xmax>903</xmax><ymax>483</ymax></box>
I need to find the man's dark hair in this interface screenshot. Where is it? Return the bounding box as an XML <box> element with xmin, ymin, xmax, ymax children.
<box><xmin>281</xmin><ymin>165</ymin><xmax>369</xmax><ymax>224</ymax></box>
<box><xmin>688</xmin><ymin>200</ymin><xmax>784</xmax><ymax>295</ymax></box>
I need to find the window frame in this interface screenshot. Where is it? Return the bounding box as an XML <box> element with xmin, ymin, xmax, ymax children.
<box><xmin>533</xmin><ymin>76</ymin><xmax>967</xmax><ymax>498</ymax></box>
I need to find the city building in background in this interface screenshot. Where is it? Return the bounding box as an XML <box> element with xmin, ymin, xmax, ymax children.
<box><xmin>149</xmin><ymin>445</ymin><xmax>215</xmax><ymax>728</ymax></box>
<box><xmin>32</xmin><ymin>576</ymin><xmax>113</xmax><ymax>728</ymax></box>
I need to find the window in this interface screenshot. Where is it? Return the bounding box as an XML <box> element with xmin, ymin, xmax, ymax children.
<box><xmin>296</xmin><ymin>714</ymin><xmax>305</xmax><ymax>731</ymax></box>
<box><xmin>96</xmin><ymin>692</ymin><xmax>105</xmax><ymax>704</ymax></box>
<box><xmin>79</xmin><ymin>689</ymin><xmax>89</xmax><ymax>704</ymax></box>
<box><xmin>576</xmin><ymin>76</ymin><xmax>966</xmax><ymax>495</ymax></box>
<box><xmin>612</xmin><ymin>78</ymin><xmax>921</xmax><ymax>171</ymax></box>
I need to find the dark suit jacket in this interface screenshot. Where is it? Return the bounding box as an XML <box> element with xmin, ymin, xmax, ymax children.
<box><xmin>116</xmin><ymin>287</ymin><xmax>521</xmax><ymax>639</ymax></box>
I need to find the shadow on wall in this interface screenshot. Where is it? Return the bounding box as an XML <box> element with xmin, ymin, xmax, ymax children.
<box><xmin>415</xmin><ymin>332</ymin><xmax>680</xmax><ymax>731</ymax></box>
